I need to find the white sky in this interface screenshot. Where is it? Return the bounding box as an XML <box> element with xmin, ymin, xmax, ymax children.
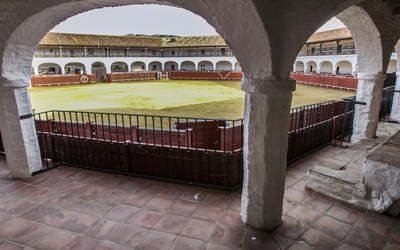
<box><xmin>51</xmin><ymin>4</ymin><xmax>345</xmax><ymax>36</ymax></box>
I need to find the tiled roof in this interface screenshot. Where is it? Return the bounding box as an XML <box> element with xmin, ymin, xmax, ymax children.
<box><xmin>39</xmin><ymin>33</ymin><xmax>163</xmax><ymax>47</ymax></box>
<box><xmin>161</xmin><ymin>36</ymin><xmax>227</xmax><ymax>47</ymax></box>
<box><xmin>306</xmin><ymin>28</ymin><xmax>352</xmax><ymax>43</ymax></box>
<box><xmin>39</xmin><ymin>28</ymin><xmax>352</xmax><ymax>48</ymax></box>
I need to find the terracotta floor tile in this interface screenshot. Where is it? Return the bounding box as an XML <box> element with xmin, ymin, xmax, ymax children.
<box><xmin>284</xmin><ymin>187</ymin><xmax>310</xmax><ymax>204</ymax></box>
<box><xmin>68</xmin><ymin>172</ymin><xmax>93</xmax><ymax>182</ymax></box>
<box><xmin>126</xmin><ymin>209</ymin><xmax>162</xmax><ymax>228</ymax></box>
<box><xmin>286</xmin><ymin>242</ymin><xmax>311</xmax><ymax>250</ymax></box>
<box><xmin>101</xmin><ymin>176</ymin><xmax>127</xmax><ymax>189</ymax></box>
<box><xmin>301</xmin><ymin>228</ymin><xmax>339</xmax><ymax>249</ymax></box>
<box><xmin>228</xmin><ymin>197</ymin><xmax>241</xmax><ymax>210</ymax></box>
<box><xmin>31</xmin><ymin>230</ymin><xmax>77</xmax><ymax>250</ymax></box>
<box><xmin>116</xmin><ymin>180</ymin><xmax>144</xmax><ymax>193</ymax></box>
<box><xmin>179</xmin><ymin>187</ymin><xmax>209</xmax><ymax>203</ymax></box>
<box><xmin>301</xmin><ymin>193</ymin><xmax>336</xmax><ymax>213</ymax></box>
<box><xmin>204</xmin><ymin>243</ymin><xmax>233</xmax><ymax>250</ymax></box>
<box><xmin>0</xmin><ymin>211</ymin><xmax>12</xmax><ymax>224</ymax></box>
<box><xmin>144</xmin><ymin>197</ymin><xmax>174</xmax><ymax>212</ymax></box>
<box><xmin>83</xmin><ymin>174</ymin><xmax>109</xmax><ymax>185</ymax></box>
<box><xmin>123</xmin><ymin>193</ymin><xmax>153</xmax><ymax>207</ymax></box>
<box><xmin>385</xmin><ymin>241</ymin><xmax>400</xmax><ymax>250</ymax></box>
<box><xmin>97</xmin><ymin>242</ymin><xmax>131</xmax><ymax>250</ymax></box>
<box><xmin>18</xmin><ymin>204</ymin><xmax>58</xmax><ymax>222</ymax></box>
<box><xmin>287</xmin><ymin>204</ymin><xmax>322</xmax><ymax>225</ymax></box>
<box><xmin>336</xmin><ymin>243</ymin><xmax>363</xmax><ymax>250</ymax></box>
<box><xmin>291</xmin><ymin>179</ymin><xmax>313</xmax><ymax>194</ymax></box>
<box><xmin>9</xmin><ymin>223</ymin><xmax>53</xmax><ymax>246</ymax></box>
<box><xmin>210</xmin><ymin>224</ymin><xmax>246</xmax><ymax>248</ymax></box>
<box><xmin>98</xmin><ymin>189</ymin><xmax>131</xmax><ymax>203</ymax></box>
<box><xmin>326</xmin><ymin>202</ymin><xmax>365</xmax><ymax>225</ymax></box>
<box><xmin>285</xmin><ymin>176</ymin><xmax>298</xmax><ymax>187</ymax></box>
<box><xmin>153</xmin><ymin>214</ymin><xmax>189</xmax><ymax>234</ymax></box>
<box><xmin>157</xmin><ymin>185</ymin><xmax>186</xmax><ymax>199</ymax></box>
<box><xmin>104</xmin><ymin>204</ymin><xmax>140</xmax><ymax>222</ymax></box>
<box><xmin>82</xmin><ymin>200</ymin><xmax>117</xmax><ymax>217</ymax></box>
<box><xmin>82</xmin><ymin>218</ymin><xmax>123</xmax><ymax>240</ymax></box>
<box><xmin>0</xmin><ymin>182</ymin><xmax>27</xmax><ymax>193</ymax></box>
<box><xmin>10</xmin><ymin>185</ymin><xmax>43</xmax><ymax>198</ymax></box>
<box><xmin>270</xmin><ymin>233</ymin><xmax>293</xmax><ymax>249</ymax></box>
<box><xmin>62</xmin><ymin>235</ymin><xmax>102</xmax><ymax>250</ymax></box>
<box><xmin>31</xmin><ymin>176</ymin><xmax>61</xmax><ymax>187</ymax></box>
<box><xmin>192</xmin><ymin>204</ymin><xmax>223</xmax><ymax>221</ymax></box>
<box><xmin>270</xmin><ymin>215</ymin><xmax>308</xmax><ymax>240</ymax></box>
<box><xmin>58</xmin><ymin>211</ymin><xmax>99</xmax><ymax>233</ymax></box>
<box><xmin>0</xmin><ymin>241</ymin><xmax>24</xmax><ymax>250</ymax></box>
<box><xmin>357</xmin><ymin>210</ymin><xmax>399</xmax><ymax>235</ymax></box>
<box><xmin>392</xmin><ymin>227</ymin><xmax>400</xmax><ymax>243</ymax></box>
<box><xmin>38</xmin><ymin>208</ymin><xmax>75</xmax><ymax>228</ymax></box>
<box><xmin>168</xmin><ymin>236</ymin><xmax>204</xmax><ymax>250</ymax></box>
<box><xmin>26</xmin><ymin>187</ymin><xmax>63</xmax><ymax>203</ymax></box>
<box><xmin>0</xmin><ymin>195</ymin><xmax>20</xmax><ymax>210</ymax></box>
<box><xmin>134</xmin><ymin>230</ymin><xmax>175</xmax><ymax>250</ymax></box>
<box><xmin>167</xmin><ymin>200</ymin><xmax>199</xmax><ymax>216</ymax></box>
<box><xmin>46</xmin><ymin>193</ymin><xmax>96</xmax><ymax>212</ymax></box>
<box><xmin>181</xmin><ymin>218</ymin><xmax>215</xmax><ymax>240</ymax></box>
<box><xmin>345</xmin><ymin>227</ymin><xmax>388</xmax><ymax>250</ymax></box>
<box><xmin>136</xmin><ymin>183</ymin><xmax>164</xmax><ymax>195</ymax></box>
<box><xmin>220</xmin><ymin>209</ymin><xmax>246</xmax><ymax>227</ymax></box>
<box><xmin>286</xmin><ymin>168</ymin><xmax>307</xmax><ymax>180</ymax></box>
<box><xmin>314</xmin><ymin>215</ymin><xmax>353</xmax><ymax>240</ymax></box>
<box><xmin>203</xmin><ymin>191</ymin><xmax>231</xmax><ymax>208</ymax></box>
<box><xmin>282</xmin><ymin>198</ymin><xmax>297</xmax><ymax>214</ymax></box>
<box><xmin>109</xmin><ymin>224</ymin><xmax>149</xmax><ymax>248</ymax></box>
<box><xmin>244</xmin><ymin>229</ymin><xmax>280</xmax><ymax>250</ymax></box>
<box><xmin>2</xmin><ymin>199</ymin><xmax>39</xmax><ymax>216</ymax></box>
<box><xmin>83</xmin><ymin>185</ymin><xmax>114</xmax><ymax>199</ymax></box>
<box><xmin>0</xmin><ymin>217</ymin><xmax>32</xmax><ymax>238</ymax></box>
<box><xmin>65</xmin><ymin>182</ymin><xmax>97</xmax><ymax>195</ymax></box>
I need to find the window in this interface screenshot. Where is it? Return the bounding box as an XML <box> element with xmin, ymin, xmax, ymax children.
<box><xmin>172</xmin><ymin>51</ymin><xmax>175</xmax><ymax>56</ymax></box>
<box><xmin>152</xmin><ymin>50</ymin><xmax>156</xmax><ymax>55</ymax></box>
<box><xmin>49</xmin><ymin>49</ymin><xmax>53</xmax><ymax>53</ymax></box>
<box><xmin>88</xmin><ymin>48</ymin><xmax>94</xmax><ymax>55</ymax></box>
<box><xmin>70</xmin><ymin>50</ymin><xmax>74</xmax><ymax>57</ymax></box>
<box><xmin>152</xmin><ymin>65</ymin><xmax>157</xmax><ymax>70</ymax></box>
<box><xmin>201</xmin><ymin>50</ymin><xmax>205</xmax><ymax>55</ymax></box>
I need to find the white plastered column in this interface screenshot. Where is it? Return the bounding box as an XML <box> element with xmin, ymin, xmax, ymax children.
<box><xmin>351</xmin><ymin>73</ymin><xmax>386</xmax><ymax>143</ymax></box>
<box><xmin>0</xmin><ymin>85</ymin><xmax>42</xmax><ymax>178</ymax></box>
<box><xmin>240</xmin><ymin>77</ymin><xmax>296</xmax><ymax>230</ymax></box>
<box><xmin>390</xmin><ymin>72</ymin><xmax>400</xmax><ymax>121</ymax></box>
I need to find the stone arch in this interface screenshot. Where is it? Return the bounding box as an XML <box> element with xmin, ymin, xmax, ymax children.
<box><xmin>111</xmin><ymin>61</ymin><xmax>128</xmax><ymax>72</ymax></box>
<box><xmin>234</xmin><ymin>62</ymin><xmax>241</xmax><ymax>71</ymax></box>
<box><xmin>387</xmin><ymin>59</ymin><xmax>397</xmax><ymax>73</ymax></box>
<box><xmin>65</xmin><ymin>62</ymin><xmax>86</xmax><ymax>74</ymax></box>
<box><xmin>319</xmin><ymin>61</ymin><xmax>333</xmax><ymax>74</ymax></box>
<box><xmin>38</xmin><ymin>62</ymin><xmax>62</xmax><ymax>75</ymax></box>
<box><xmin>164</xmin><ymin>61</ymin><xmax>178</xmax><ymax>71</ymax></box>
<box><xmin>294</xmin><ymin>61</ymin><xmax>305</xmax><ymax>72</ymax></box>
<box><xmin>91</xmin><ymin>61</ymin><xmax>105</xmax><ymax>68</ymax></box>
<box><xmin>148</xmin><ymin>61</ymin><xmax>162</xmax><ymax>71</ymax></box>
<box><xmin>131</xmin><ymin>61</ymin><xmax>146</xmax><ymax>71</ymax></box>
<box><xmin>306</xmin><ymin>61</ymin><xmax>317</xmax><ymax>73</ymax></box>
<box><xmin>198</xmin><ymin>60</ymin><xmax>213</xmax><ymax>71</ymax></box>
<box><xmin>181</xmin><ymin>61</ymin><xmax>195</xmax><ymax>71</ymax></box>
<box><xmin>215</xmin><ymin>61</ymin><xmax>232</xmax><ymax>71</ymax></box>
<box><xmin>334</xmin><ymin>60</ymin><xmax>353</xmax><ymax>75</ymax></box>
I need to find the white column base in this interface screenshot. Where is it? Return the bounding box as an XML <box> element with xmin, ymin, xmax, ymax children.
<box><xmin>0</xmin><ymin>86</ymin><xmax>42</xmax><ymax>178</ymax></box>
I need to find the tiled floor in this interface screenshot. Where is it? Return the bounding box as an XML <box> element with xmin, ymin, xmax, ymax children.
<box><xmin>0</xmin><ymin>145</ymin><xmax>399</xmax><ymax>249</ymax></box>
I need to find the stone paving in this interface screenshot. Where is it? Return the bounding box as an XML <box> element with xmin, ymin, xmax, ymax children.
<box><xmin>0</xmin><ymin>135</ymin><xmax>400</xmax><ymax>249</ymax></box>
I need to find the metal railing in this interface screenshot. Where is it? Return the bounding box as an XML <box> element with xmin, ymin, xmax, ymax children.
<box><xmin>34</xmin><ymin>111</ymin><xmax>244</xmax><ymax>190</ymax></box>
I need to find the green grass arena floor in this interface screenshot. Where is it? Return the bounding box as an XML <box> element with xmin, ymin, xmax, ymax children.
<box><xmin>29</xmin><ymin>80</ymin><xmax>354</xmax><ymax>120</ymax></box>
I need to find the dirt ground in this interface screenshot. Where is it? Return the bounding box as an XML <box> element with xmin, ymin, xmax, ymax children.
<box><xmin>29</xmin><ymin>80</ymin><xmax>355</xmax><ymax>119</ymax></box>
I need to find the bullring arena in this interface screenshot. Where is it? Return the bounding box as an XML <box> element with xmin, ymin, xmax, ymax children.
<box><xmin>2</xmin><ymin>1</ymin><xmax>400</xmax><ymax>248</ymax></box>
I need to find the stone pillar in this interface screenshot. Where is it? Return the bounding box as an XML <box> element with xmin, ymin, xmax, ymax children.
<box><xmin>390</xmin><ymin>72</ymin><xmax>400</xmax><ymax>121</ymax></box>
<box><xmin>0</xmin><ymin>85</ymin><xmax>42</xmax><ymax>178</ymax></box>
<box><xmin>351</xmin><ymin>73</ymin><xmax>386</xmax><ymax>143</ymax></box>
<box><xmin>240</xmin><ymin>77</ymin><xmax>296</xmax><ymax>229</ymax></box>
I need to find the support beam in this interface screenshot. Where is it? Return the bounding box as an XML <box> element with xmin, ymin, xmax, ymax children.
<box><xmin>240</xmin><ymin>77</ymin><xmax>296</xmax><ymax>229</ymax></box>
<box><xmin>0</xmin><ymin>85</ymin><xmax>42</xmax><ymax>178</ymax></box>
<box><xmin>351</xmin><ymin>73</ymin><xmax>386</xmax><ymax>143</ymax></box>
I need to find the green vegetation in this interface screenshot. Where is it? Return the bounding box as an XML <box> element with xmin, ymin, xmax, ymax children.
<box><xmin>28</xmin><ymin>80</ymin><xmax>354</xmax><ymax>119</ymax></box>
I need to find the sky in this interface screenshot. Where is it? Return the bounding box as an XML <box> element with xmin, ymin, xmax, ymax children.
<box><xmin>50</xmin><ymin>4</ymin><xmax>346</xmax><ymax>36</ymax></box>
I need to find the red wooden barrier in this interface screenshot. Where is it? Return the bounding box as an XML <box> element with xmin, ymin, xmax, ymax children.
<box><xmin>31</xmin><ymin>74</ymin><xmax>96</xmax><ymax>87</ymax></box>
